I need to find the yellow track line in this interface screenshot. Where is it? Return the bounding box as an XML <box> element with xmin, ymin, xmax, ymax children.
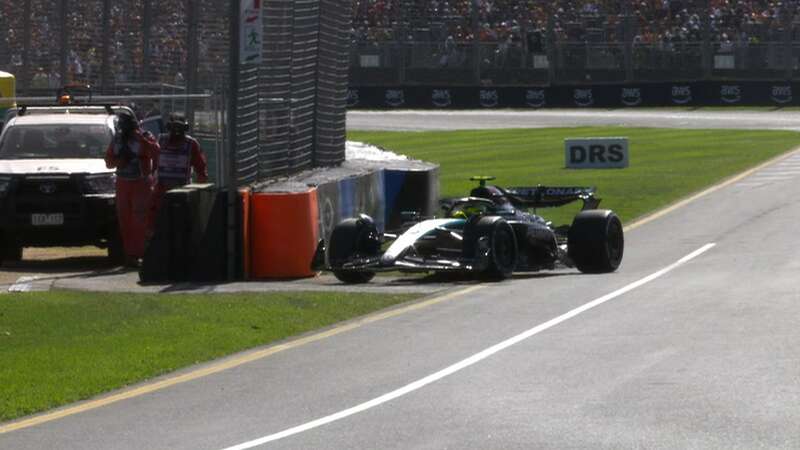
<box><xmin>0</xmin><ymin>285</ymin><xmax>484</xmax><ymax>434</ymax></box>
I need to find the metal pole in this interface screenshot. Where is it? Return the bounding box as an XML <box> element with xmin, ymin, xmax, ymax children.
<box><xmin>186</xmin><ymin>0</ymin><xmax>199</xmax><ymax>123</ymax></box>
<box><xmin>21</xmin><ymin>0</ymin><xmax>31</xmax><ymax>93</ymax></box>
<box><xmin>623</xmin><ymin>1</ymin><xmax>634</xmax><ymax>83</ymax></box>
<box><xmin>311</xmin><ymin>0</ymin><xmax>321</xmax><ymax>169</ymax></box>
<box><xmin>142</xmin><ymin>0</ymin><xmax>152</xmax><ymax>82</ymax></box>
<box><xmin>702</xmin><ymin>0</ymin><xmax>712</xmax><ymax>79</ymax></box>
<box><xmin>100</xmin><ymin>0</ymin><xmax>111</xmax><ymax>91</ymax></box>
<box><xmin>546</xmin><ymin>14</ymin><xmax>556</xmax><ymax>85</ymax></box>
<box><xmin>227</xmin><ymin>0</ymin><xmax>241</xmax><ymax>281</ymax></box>
<box><xmin>783</xmin><ymin>6</ymin><xmax>793</xmax><ymax>80</ymax></box>
<box><xmin>59</xmin><ymin>0</ymin><xmax>69</xmax><ymax>89</ymax></box>
<box><xmin>471</xmin><ymin>1</ymin><xmax>480</xmax><ymax>84</ymax></box>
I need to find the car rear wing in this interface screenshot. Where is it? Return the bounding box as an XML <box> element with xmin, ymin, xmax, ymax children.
<box><xmin>502</xmin><ymin>186</ymin><xmax>601</xmax><ymax>210</ymax></box>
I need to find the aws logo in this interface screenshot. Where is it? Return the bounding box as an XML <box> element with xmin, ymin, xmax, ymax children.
<box><xmin>721</xmin><ymin>85</ymin><xmax>741</xmax><ymax>104</ymax></box>
<box><xmin>525</xmin><ymin>89</ymin><xmax>546</xmax><ymax>108</ymax></box>
<box><xmin>771</xmin><ymin>85</ymin><xmax>792</xmax><ymax>104</ymax></box>
<box><xmin>385</xmin><ymin>89</ymin><xmax>405</xmax><ymax>107</ymax></box>
<box><xmin>671</xmin><ymin>86</ymin><xmax>692</xmax><ymax>105</ymax></box>
<box><xmin>621</xmin><ymin>88</ymin><xmax>642</xmax><ymax>106</ymax></box>
<box><xmin>479</xmin><ymin>89</ymin><xmax>498</xmax><ymax>108</ymax></box>
<box><xmin>574</xmin><ymin>89</ymin><xmax>594</xmax><ymax>107</ymax></box>
<box><xmin>432</xmin><ymin>89</ymin><xmax>452</xmax><ymax>108</ymax></box>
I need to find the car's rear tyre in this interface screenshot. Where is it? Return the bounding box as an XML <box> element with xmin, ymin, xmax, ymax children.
<box><xmin>568</xmin><ymin>210</ymin><xmax>624</xmax><ymax>273</ymax></box>
<box><xmin>463</xmin><ymin>216</ymin><xmax>517</xmax><ymax>280</ymax></box>
<box><xmin>328</xmin><ymin>217</ymin><xmax>381</xmax><ymax>284</ymax></box>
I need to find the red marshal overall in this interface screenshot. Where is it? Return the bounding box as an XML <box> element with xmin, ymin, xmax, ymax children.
<box><xmin>104</xmin><ymin>130</ymin><xmax>158</xmax><ymax>262</ymax></box>
<box><xmin>156</xmin><ymin>134</ymin><xmax>207</xmax><ymax>189</ymax></box>
<box><xmin>147</xmin><ymin>134</ymin><xmax>208</xmax><ymax>237</ymax></box>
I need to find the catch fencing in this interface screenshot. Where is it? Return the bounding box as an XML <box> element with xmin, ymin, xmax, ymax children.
<box><xmin>0</xmin><ymin>0</ymin><xmax>351</xmax><ymax>186</ymax></box>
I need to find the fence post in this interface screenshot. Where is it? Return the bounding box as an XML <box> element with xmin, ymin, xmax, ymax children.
<box><xmin>471</xmin><ymin>1</ymin><xmax>480</xmax><ymax>83</ymax></box>
<box><xmin>227</xmin><ymin>0</ymin><xmax>241</xmax><ymax>281</ymax></box>
<box><xmin>100</xmin><ymin>0</ymin><xmax>111</xmax><ymax>91</ymax></box>
<box><xmin>59</xmin><ymin>0</ymin><xmax>69</xmax><ymax>88</ymax></box>
<box><xmin>546</xmin><ymin>14</ymin><xmax>556</xmax><ymax>85</ymax></box>
<box><xmin>187</xmin><ymin>0</ymin><xmax>199</xmax><ymax>123</ymax></box>
<box><xmin>623</xmin><ymin>2</ymin><xmax>634</xmax><ymax>82</ymax></box>
<box><xmin>142</xmin><ymin>0</ymin><xmax>153</xmax><ymax>82</ymax></box>
<box><xmin>702</xmin><ymin>0</ymin><xmax>712</xmax><ymax>79</ymax></box>
<box><xmin>21</xmin><ymin>0</ymin><xmax>31</xmax><ymax>93</ymax></box>
<box><xmin>783</xmin><ymin>6</ymin><xmax>793</xmax><ymax>80</ymax></box>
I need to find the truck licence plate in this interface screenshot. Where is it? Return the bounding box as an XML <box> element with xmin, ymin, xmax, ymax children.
<box><xmin>31</xmin><ymin>213</ymin><xmax>64</xmax><ymax>226</ymax></box>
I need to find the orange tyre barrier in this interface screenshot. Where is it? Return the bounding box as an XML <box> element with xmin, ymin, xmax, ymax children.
<box><xmin>249</xmin><ymin>189</ymin><xmax>320</xmax><ymax>278</ymax></box>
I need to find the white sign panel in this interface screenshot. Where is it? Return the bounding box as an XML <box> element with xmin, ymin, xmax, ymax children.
<box><xmin>241</xmin><ymin>0</ymin><xmax>263</xmax><ymax>65</ymax></box>
<box><xmin>565</xmin><ymin>137</ymin><xmax>629</xmax><ymax>169</ymax></box>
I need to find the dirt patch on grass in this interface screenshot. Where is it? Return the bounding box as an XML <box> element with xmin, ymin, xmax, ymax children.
<box><xmin>1</xmin><ymin>247</ymin><xmax>111</xmax><ymax>286</ymax></box>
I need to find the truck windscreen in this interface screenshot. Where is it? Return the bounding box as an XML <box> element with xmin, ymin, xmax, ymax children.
<box><xmin>0</xmin><ymin>124</ymin><xmax>112</xmax><ymax>159</ymax></box>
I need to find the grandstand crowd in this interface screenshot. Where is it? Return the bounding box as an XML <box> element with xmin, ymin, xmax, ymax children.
<box><xmin>0</xmin><ymin>0</ymin><xmax>797</xmax><ymax>87</ymax></box>
<box><xmin>0</xmin><ymin>0</ymin><xmax>224</xmax><ymax>88</ymax></box>
<box><xmin>352</xmin><ymin>0</ymin><xmax>796</xmax><ymax>45</ymax></box>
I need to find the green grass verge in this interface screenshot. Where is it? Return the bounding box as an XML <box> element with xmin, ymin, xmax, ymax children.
<box><xmin>0</xmin><ymin>290</ymin><xmax>417</xmax><ymax>422</ymax></box>
<box><xmin>349</xmin><ymin>127</ymin><xmax>800</xmax><ymax>225</ymax></box>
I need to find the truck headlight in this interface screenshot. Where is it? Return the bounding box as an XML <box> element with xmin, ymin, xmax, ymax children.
<box><xmin>84</xmin><ymin>173</ymin><xmax>116</xmax><ymax>194</ymax></box>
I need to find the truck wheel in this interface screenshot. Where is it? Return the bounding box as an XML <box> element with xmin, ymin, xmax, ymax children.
<box><xmin>463</xmin><ymin>216</ymin><xmax>517</xmax><ymax>280</ymax></box>
<box><xmin>568</xmin><ymin>210</ymin><xmax>624</xmax><ymax>273</ymax></box>
<box><xmin>328</xmin><ymin>217</ymin><xmax>380</xmax><ymax>284</ymax></box>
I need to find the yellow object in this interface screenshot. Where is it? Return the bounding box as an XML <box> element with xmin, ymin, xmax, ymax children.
<box><xmin>0</xmin><ymin>71</ymin><xmax>16</xmax><ymax>122</ymax></box>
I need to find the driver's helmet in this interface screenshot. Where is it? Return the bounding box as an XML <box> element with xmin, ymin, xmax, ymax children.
<box><xmin>470</xmin><ymin>185</ymin><xmax>509</xmax><ymax>206</ymax></box>
<box><xmin>451</xmin><ymin>203</ymin><xmax>485</xmax><ymax>219</ymax></box>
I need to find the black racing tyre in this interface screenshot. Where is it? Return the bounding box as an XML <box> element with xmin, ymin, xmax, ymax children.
<box><xmin>567</xmin><ymin>210</ymin><xmax>624</xmax><ymax>273</ymax></box>
<box><xmin>328</xmin><ymin>217</ymin><xmax>381</xmax><ymax>284</ymax></box>
<box><xmin>463</xmin><ymin>216</ymin><xmax>518</xmax><ymax>280</ymax></box>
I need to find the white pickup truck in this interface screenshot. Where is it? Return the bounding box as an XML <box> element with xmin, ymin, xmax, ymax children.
<box><xmin>0</xmin><ymin>105</ymin><xmax>131</xmax><ymax>265</ymax></box>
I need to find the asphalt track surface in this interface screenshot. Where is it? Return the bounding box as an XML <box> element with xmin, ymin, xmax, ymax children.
<box><xmin>3</xmin><ymin>110</ymin><xmax>800</xmax><ymax>449</ymax></box>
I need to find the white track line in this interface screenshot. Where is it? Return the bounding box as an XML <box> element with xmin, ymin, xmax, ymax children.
<box><xmin>8</xmin><ymin>276</ymin><xmax>37</xmax><ymax>292</ymax></box>
<box><xmin>221</xmin><ymin>243</ymin><xmax>717</xmax><ymax>450</ymax></box>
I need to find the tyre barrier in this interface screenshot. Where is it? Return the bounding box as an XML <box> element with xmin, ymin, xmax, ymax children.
<box><xmin>249</xmin><ymin>160</ymin><xmax>438</xmax><ymax>279</ymax></box>
<box><xmin>249</xmin><ymin>189</ymin><xmax>320</xmax><ymax>279</ymax></box>
<box><xmin>141</xmin><ymin>161</ymin><xmax>439</xmax><ymax>281</ymax></box>
<box><xmin>140</xmin><ymin>184</ymin><xmax>243</xmax><ymax>283</ymax></box>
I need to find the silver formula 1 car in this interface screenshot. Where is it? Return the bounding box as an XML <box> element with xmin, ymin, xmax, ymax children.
<box><xmin>312</xmin><ymin>176</ymin><xmax>624</xmax><ymax>283</ymax></box>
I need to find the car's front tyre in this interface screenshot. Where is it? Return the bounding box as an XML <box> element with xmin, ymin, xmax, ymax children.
<box><xmin>328</xmin><ymin>216</ymin><xmax>381</xmax><ymax>284</ymax></box>
<box><xmin>463</xmin><ymin>216</ymin><xmax>518</xmax><ymax>280</ymax></box>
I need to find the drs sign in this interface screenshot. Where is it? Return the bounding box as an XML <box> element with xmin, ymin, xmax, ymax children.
<box><xmin>565</xmin><ymin>137</ymin><xmax>629</xmax><ymax>169</ymax></box>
